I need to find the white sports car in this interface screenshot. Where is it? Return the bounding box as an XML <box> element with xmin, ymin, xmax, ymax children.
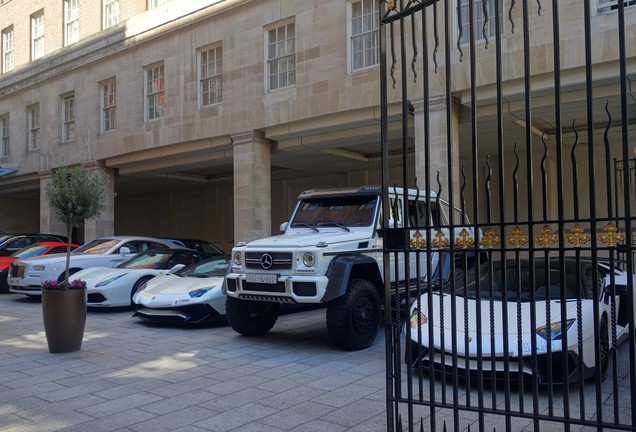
<box><xmin>8</xmin><ymin>236</ymin><xmax>176</xmax><ymax>296</ymax></box>
<box><xmin>132</xmin><ymin>256</ymin><xmax>230</xmax><ymax>324</ymax></box>
<box><xmin>407</xmin><ymin>257</ymin><xmax>636</xmax><ymax>385</ymax></box>
<box><xmin>71</xmin><ymin>248</ymin><xmax>209</xmax><ymax>307</ymax></box>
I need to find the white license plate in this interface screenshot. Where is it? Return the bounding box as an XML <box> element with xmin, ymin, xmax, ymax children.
<box><xmin>246</xmin><ymin>273</ymin><xmax>278</xmax><ymax>284</ymax></box>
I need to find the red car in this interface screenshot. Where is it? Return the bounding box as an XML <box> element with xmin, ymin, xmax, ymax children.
<box><xmin>0</xmin><ymin>242</ymin><xmax>79</xmax><ymax>293</ymax></box>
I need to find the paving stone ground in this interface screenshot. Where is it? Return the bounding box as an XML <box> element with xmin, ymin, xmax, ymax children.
<box><xmin>1</xmin><ymin>293</ymin><xmax>633</xmax><ymax>432</ymax></box>
<box><xmin>0</xmin><ymin>294</ymin><xmax>388</xmax><ymax>432</ymax></box>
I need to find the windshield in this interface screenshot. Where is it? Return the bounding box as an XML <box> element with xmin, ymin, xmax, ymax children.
<box><xmin>11</xmin><ymin>244</ymin><xmax>49</xmax><ymax>258</ymax></box>
<box><xmin>455</xmin><ymin>261</ymin><xmax>592</xmax><ymax>302</ymax></box>
<box><xmin>73</xmin><ymin>239</ymin><xmax>118</xmax><ymax>254</ymax></box>
<box><xmin>177</xmin><ymin>258</ymin><xmax>229</xmax><ymax>277</ymax></box>
<box><xmin>290</xmin><ymin>195</ymin><xmax>378</xmax><ymax>228</ymax></box>
<box><xmin>117</xmin><ymin>251</ymin><xmax>173</xmax><ymax>269</ymax></box>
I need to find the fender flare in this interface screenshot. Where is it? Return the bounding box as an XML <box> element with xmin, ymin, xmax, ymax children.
<box><xmin>322</xmin><ymin>255</ymin><xmax>382</xmax><ymax>303</ymax></box>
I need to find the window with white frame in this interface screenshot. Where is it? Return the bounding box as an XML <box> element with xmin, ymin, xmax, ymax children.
<box><xmin>102</xmin><ymin>80</ymin><xmax>116</xmax><ymax>132</ymax></box>
<box><xmin>2</xmin><ymin>27</ymin><xmax>14</xmax><ymax>74</ymax></box>
<box><xmin>28</xmin><ymin>105</ymin><xmax>39</xmax><ymax>150</ymax></box>
<box><xmin>350</xmin><ymin>0</ymin><xmax>379</xmax><ymax>72</ymax></box>
<box><xmin>64</xmin><ymin>0</ymin><xmax>79</xmax><ymax>46</ymax></box>
<box><xmin>103</xmin><ymin>0</ymin><xmax>120</xmax><ymax>29</ymax></box>
<box><xmin>0</xmin><ymin>115</ymin><xmax>8</xmax><ymax>157</ymax></box>
<box><xmin>458</xmin><ymin>0</ymin><xmax>503</xmax><ymax>44</ymax></box>
<box><xmin>199</xmin><ymin>44</ymin><xmax>222</xmax><ymax>107</ymax></box>
<box><xmin>266</xmin><ymin>20</ymin><xmax>296</xmax><ymax>92</ymax></box>
<box><xmin>597</xmin><ymin>0</ymin><xmax>636</xmax><ymax>12</ymax></box>
<box><xmin>31</xmin><ymin>11</ymin><xmax>44</xmax><ymax>60</ymax></box>
<box><xmin>148</xmin><ymin>0</ymin><xmax>167</xmax><ymax>10</ymax></box>
<box><xmin>145</xmin><ymin>63</ymin><xmax>164</xmax><ymax>121</ymax></box>
<box><xmin>62</xmin><ymin>94</ymin><xmax>75</xmax><ymax>142</ymax></box>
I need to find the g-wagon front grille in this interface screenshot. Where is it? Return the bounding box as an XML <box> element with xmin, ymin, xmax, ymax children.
<box><xmin>245</xmin><ymin>252</ymin><xmax>293</xmax><ymax>270</ymax></box>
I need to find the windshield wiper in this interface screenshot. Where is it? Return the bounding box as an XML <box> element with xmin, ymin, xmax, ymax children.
<box><xmin>291</xmin><ymin>222</ymin><xmax>319</xmax><ymax>232</ymax></box>
<box><xmin>317</xmin><ymin>221</ymin><xmax>351</xmax><ymax>232</ymax></box>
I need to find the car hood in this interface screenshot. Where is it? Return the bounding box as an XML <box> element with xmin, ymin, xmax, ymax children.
<box><xmin>141</xmin><ymin>273</ymin><xmax>225</xmax><ymax>296</ymax></box>
<box><xmin>18</xmin><ymin>252</ymin><xmax>108</xmax><ymax>266</ymax></box>
<box><xmin>245</xmin><ymin>231</ymin><xmax>370</xmax><ymax>249</ymax></box>
<box><xmin>408</xmin><ymin>292</ymin><xmax>593</xmax><ymax>356</ymax></box>
<box><xmin>72</xmin><ymin>266</ymin><xmax>136</xmax><ymax>282</ymax></box>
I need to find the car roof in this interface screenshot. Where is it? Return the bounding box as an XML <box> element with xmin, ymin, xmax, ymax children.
<box><xmin>1</xmin><ymin>233</ymin><xmax>65</xmax><ymax>237</ymax></box>
<box><xmin>0</xmin><ymin>234</ymin><xmax>68</xmax><ymax>244</ymax></box>
<box><xmin>85</xmin><ymin>236</ymin><xmax>176</xmax><ymax>245</ymax></box>
<box><xmin>96</xmin><ymin>236</ymin><xmax>169</xmax><ymax>240</ymax></box>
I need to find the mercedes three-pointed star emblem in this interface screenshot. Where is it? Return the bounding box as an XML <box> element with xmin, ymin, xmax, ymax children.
<box><xmin>260</xmin><ymin>253</ymin><xmax>274</xmax><ymax>270</ymax></box>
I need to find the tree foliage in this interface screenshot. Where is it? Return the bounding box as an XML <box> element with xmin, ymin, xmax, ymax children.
<box><xmin>44</xmin><ymin>165</ymin><xmax>112</xmax><ymax>285</ymax></box>
<box><xmin>45</xmin><ymin>165</ymin><xmax>109</xmax><ymax>229</ymax></box>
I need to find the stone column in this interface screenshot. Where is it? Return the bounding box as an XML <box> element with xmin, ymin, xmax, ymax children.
<box><xmin>412</xmin><ymin>96</ymin><xmax>461</xmax><ymax>203</ymax></box>
<box><xmin>232</xmin><ymin>131</ymin><xmax>272</xmax><ymax>243</ymax></box>
<box><xmin>83</xmin><ymin>161</ymin><xmax>115</xmax><ymax>242</ymax></box>
<box><xmin>39</xmin><ymin>170</ymin><xmax>67</xmax><ymax>237</ymax></box>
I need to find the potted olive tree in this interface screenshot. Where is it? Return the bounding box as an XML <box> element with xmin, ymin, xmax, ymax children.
<box><xmin>42</xmin><ymin>164</ymin><xmax>110</xmax><ymax>353</ymax></box>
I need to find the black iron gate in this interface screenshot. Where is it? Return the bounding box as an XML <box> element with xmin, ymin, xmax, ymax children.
<box><xmin>380</xmin><ymin>1</ymin><xmax>636</xmax><ymax>431</ymax></box>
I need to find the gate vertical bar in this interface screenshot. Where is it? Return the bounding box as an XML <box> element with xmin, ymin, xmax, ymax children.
<box><xmin>379</xmin><ymin>1</ymin><xmax>395</xmax><ymax>431</ymax></box>
<box><xmin>617</xmin><ymin>0</ymin><xmax>636</xmax><ymax>424</ymax></box>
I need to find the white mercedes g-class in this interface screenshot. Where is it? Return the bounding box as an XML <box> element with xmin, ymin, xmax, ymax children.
<box><xmin>224</xmin><ymin>185</ymin><xmax>476</xmax><ymax>350</ymax></box>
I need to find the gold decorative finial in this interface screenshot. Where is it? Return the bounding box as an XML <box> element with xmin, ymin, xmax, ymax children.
<box><xmin>432</xmin><ymin>230</ymin><xmax>449</xmax><ymax>249</ymax></box>
<box><xmin>387</xmin><ymin>0</ymin><xmax>397</xmax><ymax>10</ymax></box>
<box><xmin>479</xmin><ymin>228</ymin><xmax>500</xmax><ymax>249</ymax></box>
<box><xmin>598</xmin><ymin>222</ymin><xmax>624</xmax><ymax>247</ymax></box>
<box><xmin>410</xmin><ymin>230</ymin><xmax>426</xmax><ymax>250</ymax></box>
<box><xmin>507</xmin><ymin>226</ymin><xmax>529</xmax><ymax>249</ymax></box>
<box><xmin>566</xmin><ymin>224</ymin><xmax>590</xmax><ymax>248</ymax></box>
<box><xmin>535</xmin><ymin>225</ymin><xmax>558</xmax><ymax>248</ymax></box>
<box><xmin>455</xmin><ymin>228</ymin><xmax>475</xmax><ymax>250</ymax></box>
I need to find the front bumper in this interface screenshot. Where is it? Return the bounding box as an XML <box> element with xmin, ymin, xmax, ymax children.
<box><xmin>406</xmin><ymin>342</ymin><xmax>586</xmax><ymax>385</ymax></box>
<box><xmin>8</xmin><ymin>284</ymin><xmax>42</xmax><ymax>295</ymax></box>
<box><xmin>225</xmin><ymin>273</ymin><xmax>328</xmax><ymax>303</ymax></box>
<box><xmin>133</xmin><ymin>304</ymin><xmax>224</xmax><ymax>324</ymax></box>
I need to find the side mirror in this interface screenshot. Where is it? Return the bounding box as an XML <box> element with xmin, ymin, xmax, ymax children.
<box><xmin>119</xmin><ymin>246</ymin><xmax>131</xmax><ymax>255</ymax></box>
<box><xmin>280</xmin><ymin>222</ymin><xmax>289</xmax><ymax>233</ymax></box>
<box><xmin>169</xmin><ymin>264</ymin><xmax>185</xmax><ymax>273</ymax></box>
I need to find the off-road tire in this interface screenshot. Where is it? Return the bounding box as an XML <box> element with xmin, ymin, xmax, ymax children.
<box><xmin>226</xmin><ymin>297</ymin><xmax>279</xmax><ymax>336</ymax></box>
<box><xmin>326</xmin><ymin>278</ymin><xmax>381</xmax><ymax>351</ymax></box>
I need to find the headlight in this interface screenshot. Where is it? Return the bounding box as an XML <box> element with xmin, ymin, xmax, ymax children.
<box><xmin>302</xmin><ymin>252</ymin><xmax>315</xmax><ymax>267</ymax></box>
<box><xmin>95</xmin><ymin>274</ymin><xmax>126</xmax><ymax>287</ymax></box>
<box><xmin>233</xmin><ymin>252</ymin><xmax>242</xmax><ymax>265</ymax></box>
<box><xmin>536</xmin><ymin>319</ymin><xmax>575</xmax><ymax>341</ymax></box>
<box><xmin>32</xmin><ymin>265</ymin><xmax>45</xmax><ymax>271</ymax></box>
<box><xmin>189</xmin><ymin>287</ymin><xmax>213</xmax><ymax>298</ymax></box>
<box><xmin>410</xmin><ymin>308</ymin><xmax>428</xmax><ymax>329</ymax></box>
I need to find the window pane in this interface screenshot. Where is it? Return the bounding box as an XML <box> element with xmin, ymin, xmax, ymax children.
<box><xmin>350</xmin><ymin>0</ymin><xmax>378</xmax><ymax>71</ymax></box>
<box><xmin>267</xmin><ymin>22</ymin><xmax>295</xmax><ymax>91</ymax></box>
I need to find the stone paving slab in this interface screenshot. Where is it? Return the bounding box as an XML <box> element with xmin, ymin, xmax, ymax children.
<box><xmin>0</xmin><ymin>294</ymin><xmax>388</xmax><ymax>431</ymax></box>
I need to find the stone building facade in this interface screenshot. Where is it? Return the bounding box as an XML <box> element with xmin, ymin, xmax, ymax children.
<box><xmin>0</xmin><ymin>0</ymin><xmax>633</xmax><ymax>251</ymax></box>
